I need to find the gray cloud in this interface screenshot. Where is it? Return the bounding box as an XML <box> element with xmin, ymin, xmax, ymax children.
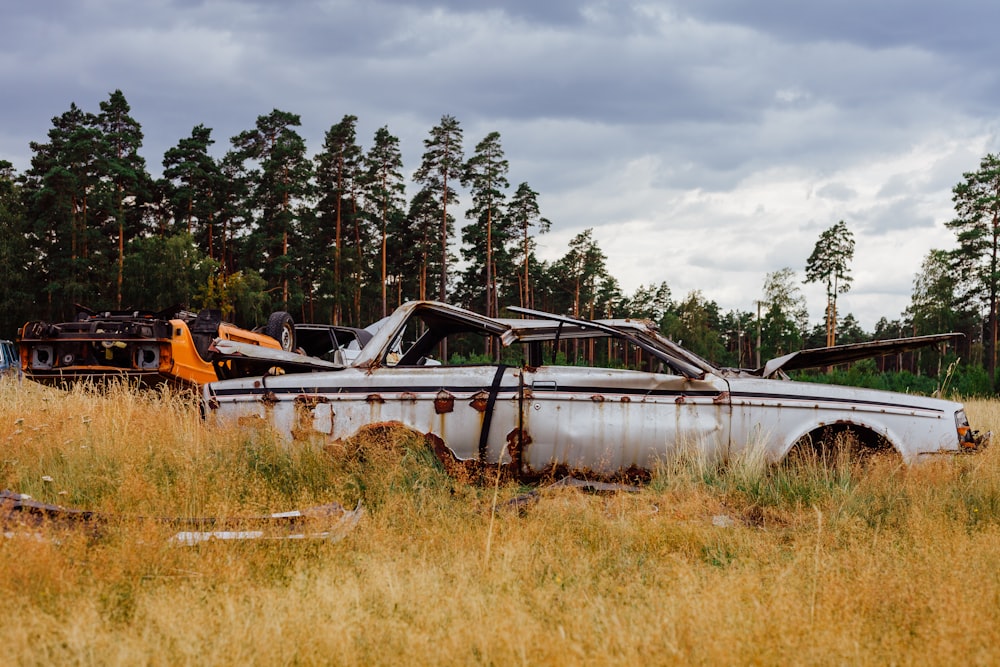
<box><xmin>2</xmin><ymin>0</ymin><xmax>998</xmax><ymax>329</ymax></box>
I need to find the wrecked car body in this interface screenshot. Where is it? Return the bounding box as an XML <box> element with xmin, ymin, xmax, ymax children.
<box><xmin>202</xmin><ymin>301</ymin><xmax>988</xmax><ymax>481</ymax></box>
<box><xmin>18</xmin><ymin>306</ymin><xmax>307</xmax><ymax>388</ymax></box>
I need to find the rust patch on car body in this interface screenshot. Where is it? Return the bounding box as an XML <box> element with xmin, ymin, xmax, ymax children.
<box><xmin>434</xmin><ymin>390</ymin><xmax>455</xmax><ymax>414</ymax></box>
<box><xmin>294</xmin><ymin>394</ymin><xmax>329</xmax><ymax>407</ymax></box>
<box><xmin>469</xmin><ymin>390</ymin><xmax>490</xmax><ymax>413</ymax></box>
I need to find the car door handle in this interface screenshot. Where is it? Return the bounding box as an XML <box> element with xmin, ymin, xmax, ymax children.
<box><xmin>532</xmin><ymin>380</ymin><xmax>557</xmax><ymax>391</ymax></box>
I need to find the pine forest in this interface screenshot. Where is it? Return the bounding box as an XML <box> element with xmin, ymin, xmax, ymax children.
<box><xmin>2</xmin><ymin>90</ymin><xmax>999</xmax><ymax>393</ymax></box>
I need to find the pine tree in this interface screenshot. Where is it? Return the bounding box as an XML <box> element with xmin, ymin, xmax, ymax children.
<box><xmin>947</xmin><ymin>154</ymin><xmax>1000</xmax><ymax>387</ymax></box>
<box><xmin>97</xmin><ymin>90</ymin><xmax>150</xmax><ymax>308</ymax></box>
<box><xmin>0</xmin><ymin>160</ymin><xmax>34</xmax><ymax>333</ymax></box>
<box><xmin>162</xmin><ymin>124</ymin><xmax>224</xmax><ymax>260</ymax></box>
<box><xmin>405</xmin><ymin>186</ymin><xmax>450</xmax><ymax>302</ymax></box>
<box><xmin>414</xmin><ymin>115</ymin><xmax>463</xmax><ymax>303</ymax></box>
<box><xmin>22</xmin><ymin>103</ymin><xmax>105</xmax><ymax>317</ymax></box>
<box><xmin>364</xmin><ymin>126</ymin><xmax>406</xmax><ymax>318</ymax></box>
<box><xmin>314</xmin><ymin>115</ymin><xmax>363</xmax><ymax>324</ymax></box>
<box><xmin>231</xmin><ymin>109</ymin><xmax>313</xmax><ymax>311</ymax></box>
<box><xmin>506</xmin><ymin>181</ymin><xmax>550</xmax><ymax>309</ymax></box>
<box><xmin>805</xmin><ymin>220</ymin><xmax>854</xmax><ymax>346</ymax></box>
<box><xmin>459</xmin><ymin>131</ymin><xmax>509</xmax><ymax>318</ymax></box>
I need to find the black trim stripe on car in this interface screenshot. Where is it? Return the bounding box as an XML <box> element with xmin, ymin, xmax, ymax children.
<box><xmin>207</xmin><ymin>384</ymin><xmax>723</xmax><ymax>399</ymax></box>
<box><xmin>208</xmin><ymin>384</ymin><xmax>948</xmax><ymax>415</ymax></box>
<box><xmin>729</xmin><ymin>390</ymin><xmax>946</xmax><ymax>413</ymax></box>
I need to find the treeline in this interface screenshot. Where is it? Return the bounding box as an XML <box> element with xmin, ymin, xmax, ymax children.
<box><xmin>0</xmin><ymin>90</ymin><xmax>997</xmax><ymax>388</ymax></box>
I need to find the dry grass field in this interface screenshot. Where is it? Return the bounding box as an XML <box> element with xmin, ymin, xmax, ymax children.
<box><xmin>2</xmin><ymin>378</ymin><xmax>1000</xmax><ymax>665</ymax></box>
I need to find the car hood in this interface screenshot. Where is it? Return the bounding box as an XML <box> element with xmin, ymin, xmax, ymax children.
<box><xmin>759</xmin><ymin>333</ymin><xmax>963</xmax><ymax>378</ymax></box>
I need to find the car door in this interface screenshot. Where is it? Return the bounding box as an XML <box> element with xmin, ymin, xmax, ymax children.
<box><xmin>518</xmin><ymin>365</ymin><xmax>731</xmax><ymax>477</ymax></box>
<box><xmin>357</xmin><ymin>362</ymin><xmax>524</xmax><ymax>466</ymax></box>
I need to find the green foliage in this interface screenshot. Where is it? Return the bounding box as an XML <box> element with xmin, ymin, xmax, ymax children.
<box><xmin>230</xmin><ymin>109</ymin><xmax>313</xmax><ymax>313</ymax></box>
<box><xmin>805</xmin><ymin>220</ymin><xmax>855</xmax><ymax>298</ymax></box>
<box><xmin>0</xmin><ymin>160</ymin><xmax>33</xmax><ymax>335</ymax></box>
<box><xmin>161</xmin><ymin>124</ymin><xmax>227</xmax><ymax>263</ymax></box>
<box><xmin>662</xmin><ymin>291</ymin><xmax>726</xmax><ymax>362</ymax></box>
<box><xmin>196</xmin><ymin>270</ymin><xmax>270</xmax><ymax>327</ymax></box>
<box><xmin>540</xmin><ymin>228</ymin><xmax>614</xmax><ymax>321</ymax></box>
<box><xmin>506</xmin><ymin>181</ymin><xmax>550</xmax><ymax>309</ymax></box>
<box><xmin>122</xmin><ymin>233</ymin><xmax>217</xmax><ymax>311</ymax></box>
<box><xmin>946</xmin><ymin>153</ymin><xmax>1000</xmax><ymax>389</ymax></box>
<box><xmin>760</xmin><ymin>267</ymin><xmax>807</xmax><ymax>359</ymax></box>
<box><xmin>458</xmin><ymin>131</ymin><xmax>511</xmax><ymax>317</ymax></box>
<box><xmin>805</xmin><ymin>220</ymin><xmax>855</xmax><ymax>345</ymax></box>
<box><xmin>790</xmin><ymin>360</ymin><xmax>995</xmax><ymax>397</ymax></box>
<box><xmin>413</xmin><ymin>115</ymin><xmax>464</xmax><ymax>303</ymax></box>
<box><xmin>311</xmin><ymin>114</ymin><xmax>364</xmax><ymax>325</ymax></box>
<box><xmin>365</xmin><ymin>125</ymin><xmax>406</xmax><ymax>319</ymax></box>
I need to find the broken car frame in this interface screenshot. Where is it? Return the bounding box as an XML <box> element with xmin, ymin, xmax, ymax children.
<box><xmin>202</xmin><ymin>301</ymin><xmax>989</xmax><ymax>482</ymax></box>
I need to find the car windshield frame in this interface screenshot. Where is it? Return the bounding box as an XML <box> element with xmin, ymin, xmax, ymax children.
<box><xmin>350</xmin><ymin>301</ymin><xmax>712</xmax><ymax>379</ymax></box>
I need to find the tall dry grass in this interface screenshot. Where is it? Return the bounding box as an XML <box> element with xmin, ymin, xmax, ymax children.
<box><xmin>2</xmin><ymin>380</ymin><xmax>1000</xmax><ymax>665</ymax></box>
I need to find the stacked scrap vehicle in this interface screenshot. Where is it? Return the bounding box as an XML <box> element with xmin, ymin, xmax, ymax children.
<box><xmin>17</xmin><ymin>305</ymin><xmax>372</xmax><ymax>388</ymax></box>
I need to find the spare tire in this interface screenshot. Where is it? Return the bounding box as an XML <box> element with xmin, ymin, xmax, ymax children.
<box><xmin>264</xmin><ymin>311</ymin><xmax>296</xmax><ymax>352</ymax></box>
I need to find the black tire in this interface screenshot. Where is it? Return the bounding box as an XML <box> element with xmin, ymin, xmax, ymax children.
<box><xmin>264</xmin><ymin>311</ymin><xmax>296</xmax><ymax>352</ymax></box>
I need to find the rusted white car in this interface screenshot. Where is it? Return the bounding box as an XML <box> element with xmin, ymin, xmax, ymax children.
<box><xmin>201</xmin><ymin>301</ymin><xmax>988</xmax><ymax>480</ymax></box>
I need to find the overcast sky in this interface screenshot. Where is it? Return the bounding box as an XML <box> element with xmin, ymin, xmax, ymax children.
<box><xmin>4</xmin><ymin>1</ymin><xmax>999</xmax><ymax>330</ymax></box>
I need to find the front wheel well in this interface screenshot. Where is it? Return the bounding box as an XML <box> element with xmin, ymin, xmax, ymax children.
<box><xmin>787</xmin><ymin>422</ymin><xmax>899</xmax><ymax>465</ymax></box>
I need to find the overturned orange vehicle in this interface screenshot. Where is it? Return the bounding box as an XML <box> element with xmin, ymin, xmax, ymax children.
<box><xmin>18</xmin><ymin>305</ymin><xmax>296</xmax><ymax>388</ymax></box>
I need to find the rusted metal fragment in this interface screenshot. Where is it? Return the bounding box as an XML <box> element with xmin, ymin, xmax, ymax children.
<box><xmin>400</xmin><ymin>391</ymin><xmax>417</xmax><ymax>403</ymax></box>
<box><xmin>0</xmin><ymin>490</ymin><xmax>362</xmax><ymax>544</ymax></box>
<box><xmin>423</xmin><ymin>432</ymin><xmax>486</xmax><ymax>483</ymax></box>
<box><xmin>528</xmin><ymin>464</ymin><xmax>652</xmax><ymax>485</ymax></box>
<box><xmin>500</xmin><ymin>476</ymin><xmax>641</xmax><ymax>513</ymax></box>
<box><xmin>170</xmin><ymin>503</ymin><xmax>362</xmax><ymax>545</ymax></box>
<box><xmin>434</xmin><ymin>390</ymin><xmax>455</xmax><ymax>414</ymax></box>
<box><xmin>259</xmin><ymin>390</ymin><xmax>278</xmax><ymax>406</ymax></box>
<box><xmin>590</xmin><ymin>394</ymin><xmax>605</xmax><ymax>402</ymax></box>
<box><xmin>422</xmin><ymin>425</ymin><xmax>649</xmax><ymax>486</ymax></box>
<box><xmin>366</xmin><ymin>393</ymin><xmax>385</xmax><ymax>404</ymax></box>
<box><xmin>713</xmin><ymin>391</ymin><xmax>730</xmax><ymax>404</ymax></box>
<box><xmin>505</xmin><ymin>427</ymin><xmax>529</xmax><ymax>474</ymax></box>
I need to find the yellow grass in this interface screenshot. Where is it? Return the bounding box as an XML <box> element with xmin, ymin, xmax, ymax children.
<box><xmin>2</xmin><ymin>380</ymin><xmax>1000</xmax><ymax>665</ymax></box>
